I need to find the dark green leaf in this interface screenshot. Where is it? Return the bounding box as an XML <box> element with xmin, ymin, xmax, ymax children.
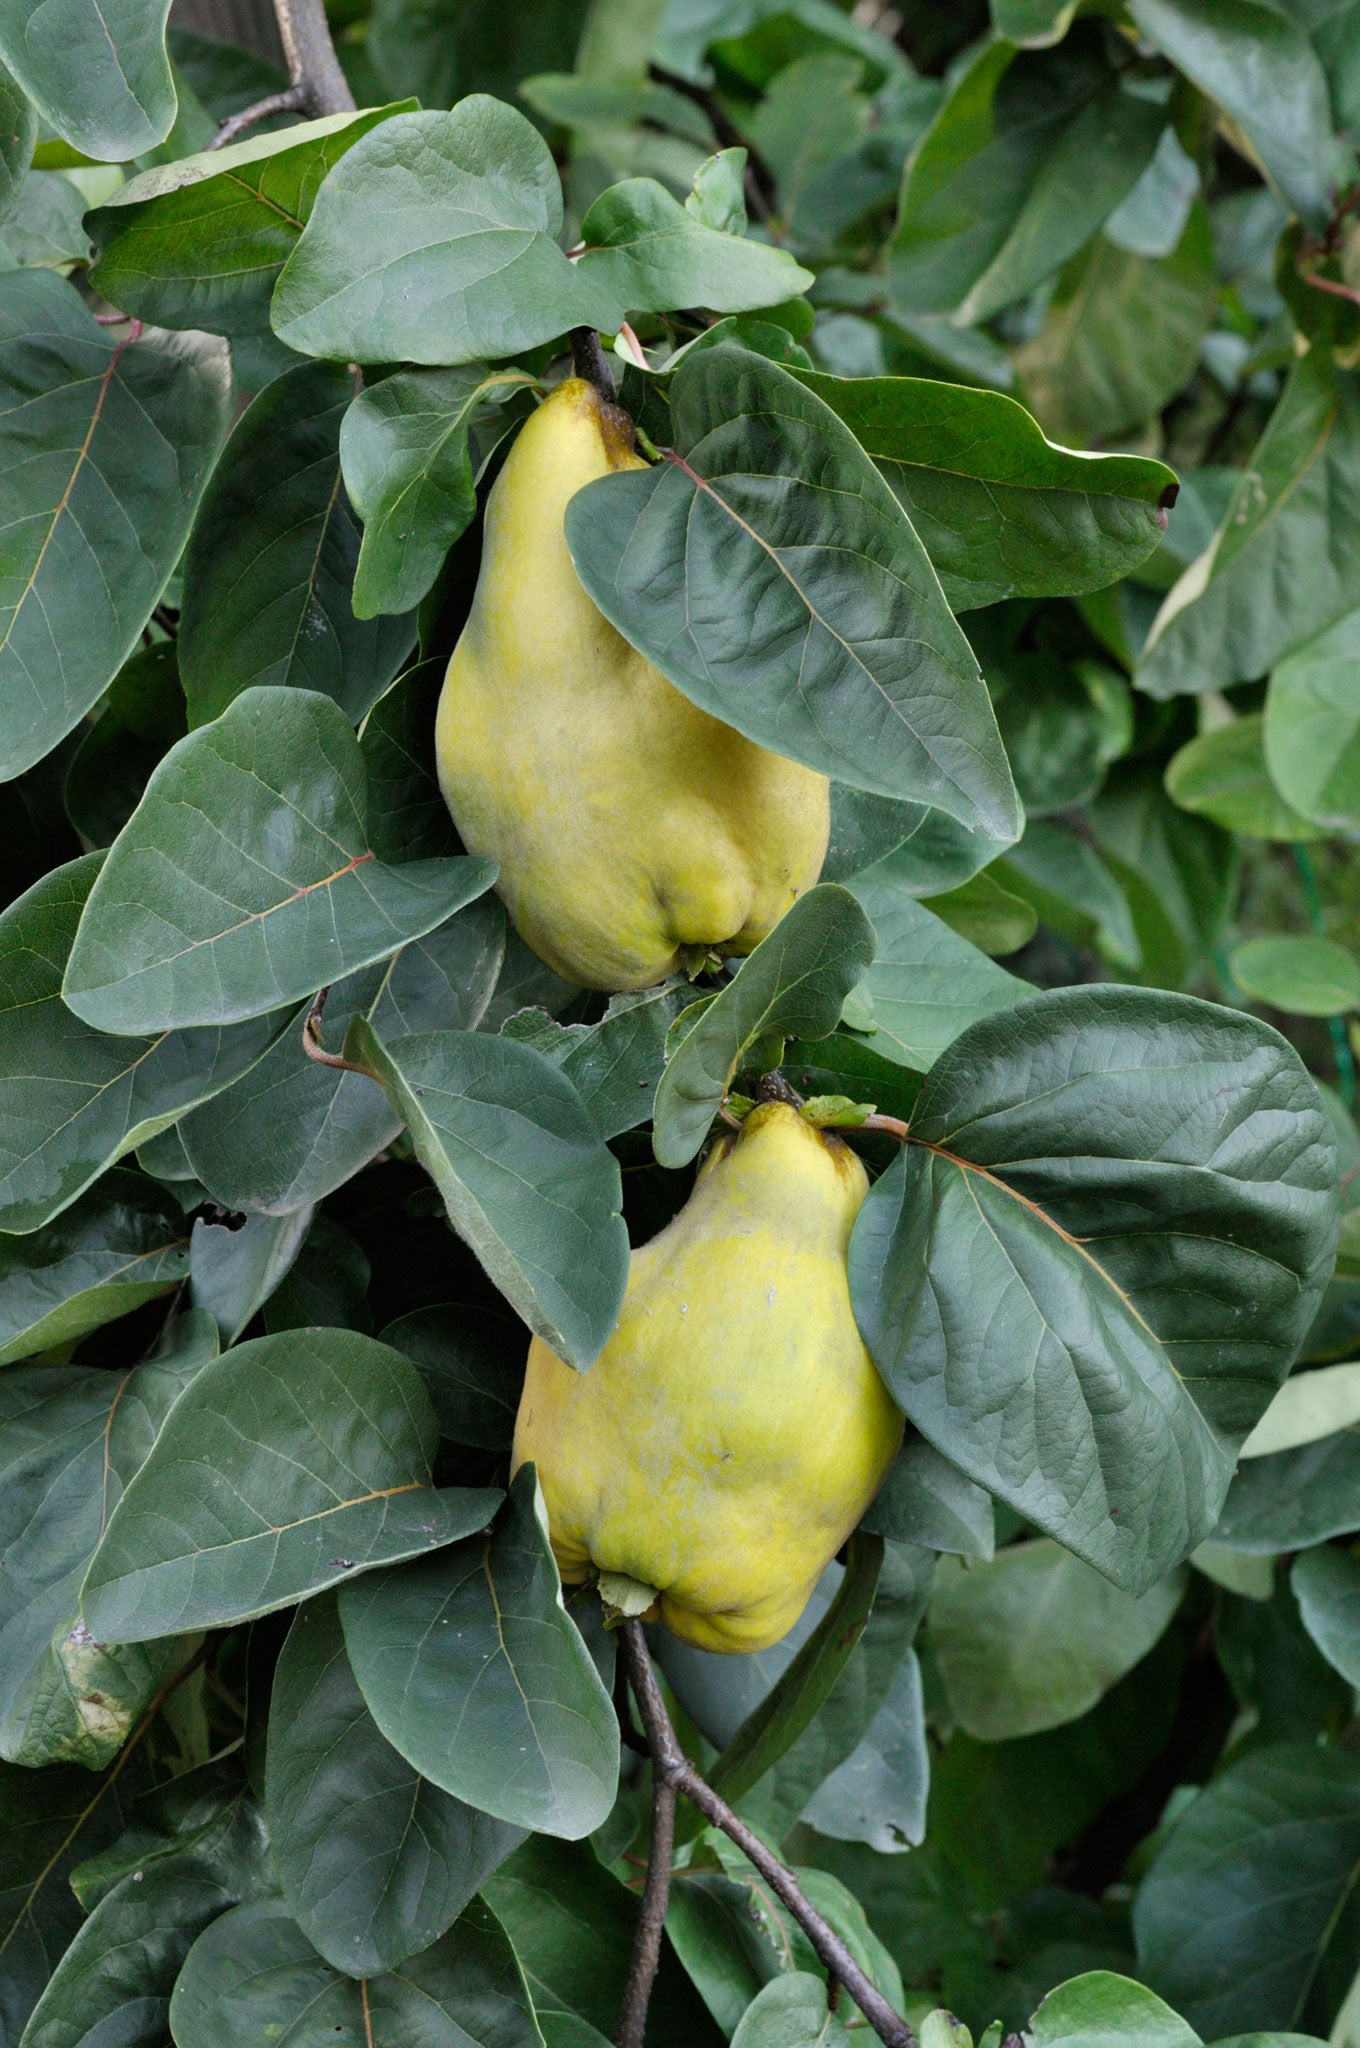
<box><xmin>652</xmin><ymin>884</ymin><xmax>876</xmax><ymax>1169</ymax></box>
<box><xmin>267</xmin><ymin>1591</ymin><xmax>521</xmax><ymax>1974</ymax></box>
<box><xmin>889</xmin><ymin>32</ymin><xmax>1166</xmax><ymax>324</ymax></box>
<box><xmin>63</xmin><ymin>687</ymin><xmax>494</xmax><ymax>1035</ymax></box>
<box><xmin>567</xmin><ymin>349</ymin><xmax>1019</xmax><ymax>833</ymax></box>
<box><xmin>863</xmin><ymin>1433</ymin><xmax>995</xmax><ymax>1559</ymax></box>
<box><xmin>0</xmin><ymin>272</ymin><xmax>230</xmax><ymax>781</ymax></box>
<box><xmin>1264</xmin><ymin>607</ymin><xmax>1360</xmax><ymax>832</ymax></box>
<box><xmin>188</xmin><ymin>1203</ymin><xmax>313</xmax><ymax>1344</ymax></box>
<box><xmin>850</xmin><ymin>988</ymin><xmax>1338</xmax><ymax>1592</ymax></box>
<box><xmin>1128</xmin><ymin>0</ymin><xmax>1345</xmax><ymax>226</ymax></box>
<box><xmin>368</xmin><ymin>0</ymin><xmax>589</xmax><ymax>115</ymax></box>
<box><xmin>348</xmin><ymin>1022</ymin><xmax>628</xmax><ymax>1371</ymax></box>
<box><xmin>998</xmin><ymin>819</ymin><xmax>1141</xmax><ymax>969</ymax></box>
<box><xmin>1134</xmin><ymin>1744</ymin><xmax>1360</xmax><ymax>2036</ymax></box>
<box><xmin>1136</xmin><ymin>353</ymin><xmax>1360</xmax><ymax>700</ymax></box>
<box><xmin>381</xmin><ymin>1302</ymin><xmax>525</xmax><ymax>1451</ymax></box>
<box><xmin>922</xmin><ymin>870</ymin><xmax>1037</xmax><ymax>957</ymax></box>
<box><xmin>575</xmin><ymin>175</ymin><xmax>812</xmax><ymax>314</ymax></box>
<box><xmin>359</xmin><ymin>658</ymin><xmax>464</xmax><ymax>865</ymax></box>
<box><xmin>849</xmin><ymin>866</ymin><xmax>1029</xmax><ymax>1072</ymax></box>
<box><xmin>503</xmin><ymin>979</ymin><xmax>695</xmax><ymax>1141</ymax></box>
<box><xmin>263</xmin><ymin>1213</ymin><xmax>371</xmax><ymax>1334</ymax></box>
<box><xmin>0</xmin><ymin>170</ymin><xmax>88</xmax><ymax>270</ymax></box>
<box><xmin>730</xmin><ymin>1974</ymin><xmax>852</xmax><ymax>2048</ymax></box>
<box><xmin>180</xmin><ymin>362</ymin><xmax>415</xmax><ymax>728</ymax></box>
<box><xmin>342</xmin><ymin>365</ymin><xmax>535</xmax><ymax>619</ymax></box>
<box><xmin>0</xmin><ymin>1168</ymin><xmax>189</xmax><ymax>1366</ymax></box>
<box><xmin>0</xmin><ymin>58</ymin><xmax>34</xmax><ymax>227</ymax></box>
<box><xmin>1291</xmin><ymin>1546</ymin><xmax>1360</xmax><ymax>1689</ymax></box>
<box><xmin>272</xmin><ymin>101</ymin><xmax>623</xmax><ymax>366</ymax></box>
<box><xmin>793</xmin><ymin>368</ymin><xmax>1175</xmax><ymax>611</ymax></box>
<box><xmin>87</xmin><ymin>107</ymin><xmax>410</xmax><ymax>335</ymax></box>
<box><xmin>179</xmin><ymin>899</ymin><xmax>504</xmax><ymax>1214</ymax></box>
<box><xmin>339</xmin><ymin>1466</ymin><xmax>619</xmax><ymax>1839</ymax></box>
<box><xmin>1216</xmin><ymin>1434</ymin><xmax>1360</xmax><ymax>1553</ymax></box>
<box><xmin>0</xmin><ymin>853</ymin><xmax>285</xmax><ymax>1234</ymax></box>
<box><xmin>80</xmin><ymin>1327</ymin><xmax>502</xmax><ymax>1641</ymax></box>
<box><xmin>0</xmin><ymin>0</ymin><xmax>174</xmax><ymax>161</ymax></box>
<box><xmin>169</xmin><ymin>1895</ymin><xmax>541</xmax><ymax>2046</ymax></box>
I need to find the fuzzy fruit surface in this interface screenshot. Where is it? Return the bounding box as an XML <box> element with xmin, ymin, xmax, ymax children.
<box><xmin>435</xmin><ymin>378</ymin><xmax>829</xmax><ymax>992</ymax></box>
<box><xmin>512</xmin><ymin>1101</ymin><xmax>903</xmax><ymax>1653</ymax></box>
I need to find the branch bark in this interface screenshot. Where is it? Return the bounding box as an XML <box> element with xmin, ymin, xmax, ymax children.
<box><xmin>615</xmin><ymin>1768</ymin><xmax>678</xmax><ymax>2048</ymax></box>
<box><xmin>208</xmin><ymin>0</ymin><xmax>355</xmax><ymax>147</ymax></box>
<box><xmin>617</xmin><ymin>1622</ymin><xmax>918</xmax><ymax>2048</ymax></box>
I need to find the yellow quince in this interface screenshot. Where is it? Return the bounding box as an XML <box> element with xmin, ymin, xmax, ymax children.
<box><xmin>435</xmin><ymin>378</ymin><xmax>830</xmax><ymax>992</ymax></box>
<box><xmin>512</xmin><ymin>1100</ymin><xmax>903</xmax><ymax>1653</ymax></box>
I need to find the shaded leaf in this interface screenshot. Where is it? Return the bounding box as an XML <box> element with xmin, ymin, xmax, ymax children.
<box><xmin>348</xmin><ymin>1021</ymin><xmax>628</xmax><ymax>1371</ymax></box>
<box><xmin>0</xmin><ymin>171</ymin><xmax>89</xmax><ymax>271</ymax></box>
<box><xmin>1264</xmin><ymin>606</ymin><xmax>1360</xmax><ymax>833</ymax></box>
<box><xmin>179</xmin><ymin>362</ymin><xmax>415</xmax><ymax>728</ymax></box>
<box><xmin>267</xmin><ymin>1591</ymin><xmax>521</xmax><ymax>1975</ymax></box>
<box><xmin>381</xmin><ymin>1302</ymin><xmax>526</xmax><ymax>1452</ymax></box>
<box><xmin>1291</xmin><ymin>1547</ymin><xmax>1360</xmax><ymax>1690</ymax></box>
<box><xmin>1166</xmin><ymin>716</ymin><xmax>1324</xmax><ymax>841</ymax></box>
<box><xmin>0</xmin><ymin>272</ymin><xmax>230</xmax><ymax>782</ymax></box>
<box><xmin>1215</xmin><ymin>1433</ymin><xmax>1360</xmax><ymax>1553</ymax></box>
<box><xmin>63</xmin><ymin>687</ymin><xmax>494</xmax><ymax>1035</ymax></box>
<box><xmin>1231</xmin><ymin>936</ymin><xmax>1360</xmax><ymax>1018</ymax></box>
<box><xmin>730</xmin><ymin>1973</ymin><xmax>851</xmax><ymax>2048</ymax></box>
<box><xmin>0</xmin><ymin>1168</ymin><xmax>189</xmax><ymax>1366</ymax></box>
<box><xmin>339</xmin><ymin>1466</ymin><xmax>620</xmax><ymax>1840</ymax></box>
<box><xmin>80</xmin><ymin>1327</ymin><xmax>502</xmax><ymax>1641</ymax></box>
<box><xmin>188</xmin><ymin>1203</ymin><xmax>313</xmax><ymax>1344</ymax></box>
<box><xmin>864</xmin><ymin>1434</ymin><xmax>995</xmax><ymax>1559</ymax></box>
<box><xmin>849</xmin><ymin>864</ymin><xmax>1029</xmax><ymax>1072</ymax></box>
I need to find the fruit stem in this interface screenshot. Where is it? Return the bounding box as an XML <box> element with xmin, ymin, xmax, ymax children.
<box><xmin>571</xmin><ymin>327</ymin><xmax>618</xmax><ymax>402</ymax></box>
<box><xmin>617</xmin><ymin>1622</ymin><xmax>920</xmax><ymax>2048</ymax></box>
<box><xmin>862</xmin><ymin>1111</ymin><xmax>912</xmax><ymax>1142</ymax></box>
<box><xmin>301</xmin><ymin>986</ymin><xmax>379</xmax><ymax>1080</ymax></box>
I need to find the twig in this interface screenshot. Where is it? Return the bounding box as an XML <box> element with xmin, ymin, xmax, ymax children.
<box><xmin>301</xmin><ymin>987</ymin><xmax>377</xmax><ymax>1079</ymax></box>
<box><xmin>615</xmin><ymin>1769</ymin><xmax>678</xmax><ymax>2048</ymax></box>
<box><xmin>571</xmin><ymin>327</ymin><xmax>617</xmax><ymax>402</ymax></box>
<box><xmin>208</xmin><ymin>0</ymin><xmax>353</xmax><ymax>148</ymax></box>
<box><xmin>618</xmin><ymin>1623</ymin><xmax>918</xmax><ymax>2048</ymax></box>
<box><xmin>207</xmin><ymin>84</ymin><xmax>307</xmax><ymax>150</ymax></box>
<box><xmin>862</xmin><ymin>1111</ymin><xmax>911</xmax><ymax>1142</ymax></box>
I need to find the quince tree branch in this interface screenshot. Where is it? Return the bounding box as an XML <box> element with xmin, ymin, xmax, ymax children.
<box><xmin>616</xmin><ymin>1621</ymin><xmax>919</xmax><ymax>2048</ymax></box>
<box><xmin>207</xmin><ymin>0</ymin><xmax>354</xmax><ymax>150</ymax></box>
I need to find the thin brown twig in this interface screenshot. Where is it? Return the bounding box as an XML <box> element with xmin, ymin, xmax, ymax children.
<box><xmin>301</xmin><ymin>987</ymin><xmax>377</xmax><ymax>1079</ymax></box>
<box><xmin>207</xmin><ymin>84</ymin><xmax>307</xmax><ymax>150</ymax></box>
<box><xmin>615</xmin><ymin>1768</ymin><xmax>678</xmax><ymax>2048</ymax></box>
<box><xmin>617</xmin><ymin>1623</ymin><xmax>918</xmax><ymax>2048</ymax></box>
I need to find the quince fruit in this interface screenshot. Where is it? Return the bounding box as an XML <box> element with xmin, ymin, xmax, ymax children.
<box><xmin>512</xmin><ymin>1100</ymin><xmax>903</xmax><ymax>1653</ymax></box>
<box><xmin>435</xmin><ymin>377</ymin><xmax>829</xmax><ymax>992</ymax></box>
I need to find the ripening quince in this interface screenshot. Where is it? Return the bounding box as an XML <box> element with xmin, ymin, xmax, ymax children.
<box><xmin>512</xmin><ymin>1101</ymin><xmax>903</xmax><ymax>1653</ymax></box>
<box><xmin>435</xmin><ymin>378</ymin><xmax>829</xmax><ymax>992</ymax></box>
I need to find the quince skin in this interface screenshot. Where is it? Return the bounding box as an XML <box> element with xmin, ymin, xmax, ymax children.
<box><xmin>512</xmin><ymin>1101</ymin><xmax>903</xmax><ymax>1653</ymax></box>
<box><xmin>435</xmin><ymin>378</ymin><xmax>829</xmax><ymax>992</ymax></box>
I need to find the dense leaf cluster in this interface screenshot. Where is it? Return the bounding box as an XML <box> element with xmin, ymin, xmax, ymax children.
<box><xmin>3</xmin><ymin>0</ymin><xmax>1360</xmax><ymax>2044</ymax></box>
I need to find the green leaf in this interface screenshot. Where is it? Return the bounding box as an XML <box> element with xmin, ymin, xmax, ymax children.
<box><xmin>267</xmin><ymin>1591</ymin><xmax>521</xmax><ymax>1975</ymax></box>
<box><xmin>567</xmin><ymin>349</ymin><xmax>1019</xmax><ymax>834</ymax></box>
<box><xmin>63</xmin><ymin>687</ymin><xmax>494</xmax><ymax>1035</ymax></box>
<box><xmin>0</xmin><ymin>1168</ymin><xmax>189</xmax><ymax>1366</ymax></box>
<box><xmin>922</xmin><ymin>871</ymin><xmax>1037</xmax><ymax>956</ymax></box>
<box><xmin>792</xmin><ymin>368</ymin><xmax>1176</xmax><ymax>612</ymax></box>
<box><xmin>1134</xmin><ymin>1744</ymin><xmax>1360</xmax><ymax>2036</ymax></box>
<box><xmin>1264</xmin><ymin>606</ymin><xmax>1360</xmax><ymax>832</ymax></box>
<box><xmin>179</xmin><ymin>898</ymin><xmax>504</xmax><ymax>1214</ymax></box>
<box><xmin>1137</xmin><ymin>353</ymin><xmax>1360</xmax><ymax>701</ymax></box>
<box><xmin>0</xmin><ymin>853</ymin><xmax>286</xmax><ymax>1234</ymax></box>
<box><xmin>1016</xmin><ymin>205</ymin><xmax>1217</xmax><ymax>446</ymax></box>
<box><xmin>0</xmin><ymin>272</ymin><xmax>230</xmax><ymax>782</ymax></box>
<box><xmin>1216</xmin><ymin>1433</ymin><xmax>1360</xmax><ymax>1553</ymax></box>
<box><xmin>864</xmin><ymin>1433</ymin><xmax>995</xmax><ymax>1559</ymax></box>
<box><xmin>849</xmin><ymin>866</ymin><xmax>1029</xmax><ymax>1072</ymax></box>
<box><xmin>381</xmin><ymin>1303</ymin><xmax>525</xmax><ymax>1452</ymax></box>
<box><xmin>730</xmin><ymin>1974</ymin><xmax>852</xmax><ymax>2048</ymax></box>
<box><xmin>652</xmin><ymin>884</ymin><xmax>876</xmax><ymax>1169</ymax></box>
<box><xmin>1026</xmin><ymin>1970</ymin><xmax>1201</xmax><ymax>2047</ymax></box>
<box><xmin>576</xmin><ymin>174</ymin><xmax>812</xmax><ymax>314</ymax></box>
<box><xmin>180</xmin><ymin>361</ymin><xmax>415</xmax><ymax>728</ymax></box>
<box><xmin>1291</xmin><ymin>1547</ymin><xmax>1360</xmax><ymax>1689</ymax></box>
<box><xmin>346</xmin><ymin>1022</ymin><xmax>627</xmax><ymax>1371</ymax></box>
<box><xmin>0</xmin><ymin>1308</ymin><xmax>214</xmax><ymax>1767</ymax></box>
<box><xmin>338</xmin><ymin>1466</ymin><xmax>620</xmax><ymax>1840</ymax></box>
<box><xmin>1166</xmin><ymin>716</ymin><xmax>1324</xmax><ymax>841</ymax></box>
<box><xmin>87</xmin><ymin>107</ymin><xmax>410</xmax><ymax>335</ymax></box>
<box><xmin>1241</xmin><ymin>1363</ymin><xmax>1360</xmax><ymax>1457</ymax></box>
<box><xmin>342</xmin><ymin>365</ymin><xmax>536</xmax><ymax>619</ymax></box>
<box><xmin>0</xmin><ymin>0</ymin><xmax>174</xmax><ymax>161</ymax></box>
<box><xmin>169</xmin><ymin>1895</ymin><xmax>542</xmax><ymax>2047</ymax></box>
<box><xmin>80</xmin><ymin>1327</ymin><xmax>502</xmax><ymax>1642</ymax></box>
<box><xmin>0</xmin><ymin>170</ymin><xmax>89</xmax><ymax>271</ymax></box>
<box><xmin>998</xmin><ymin>819</ymin><xmax>1141</xmax><ymax>969</ymax></box>
<box><xmin>850</xmin><ymin>987</ymin><xmax>1338</xmax><ymax>1593</ymax></box>
<box><xmin>1128</xmin><ymin>0</ymin><xmax>1344</xmax><ymax>226</ymax></box>
<box><xmin>0</xmin><ymin>58</ymin><xmax>34</xmax><ymax>227</ymax></box>
<box><xmin>368</xmin><ymin>0</ymin><xmax>590</xmax><ymax>116</ymax></box>
<box><xmin>188</xmin><ymin>1203</ymin><xmax>313</xmax><ymax>1345</ymax></box>
<box><xmin>359</xmin><ymin>657</ymin><xmax>464</xmax><ymax>863</ymax></box>
<box><xmin>272</xmin><ymin>100</ymin><xmax>623</xmax><ymax>366</ymax></box>
<box><xmin>992</xmin><ymin>0</ymin><xmax>1079</xmax><ymax>44</ymax></box>
<box><xmin>929</xmin><ymin>1540</ymin><xmax>1185</xmax><ymax>1741</ymax></box>
<box><xmin>502</xmin><ymin>979</ymin><xmax>695</xmax><ymax>1141</ymax></box>
<box><xmin>1231</xmin><ymin>936</ymin><xmax>1360</xmax><ymax>1017</ymax></box>
<box><xmin>889</xmin><ymin>32</ymin><xmax>1166</xmax><ymax>325</ymax></box>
